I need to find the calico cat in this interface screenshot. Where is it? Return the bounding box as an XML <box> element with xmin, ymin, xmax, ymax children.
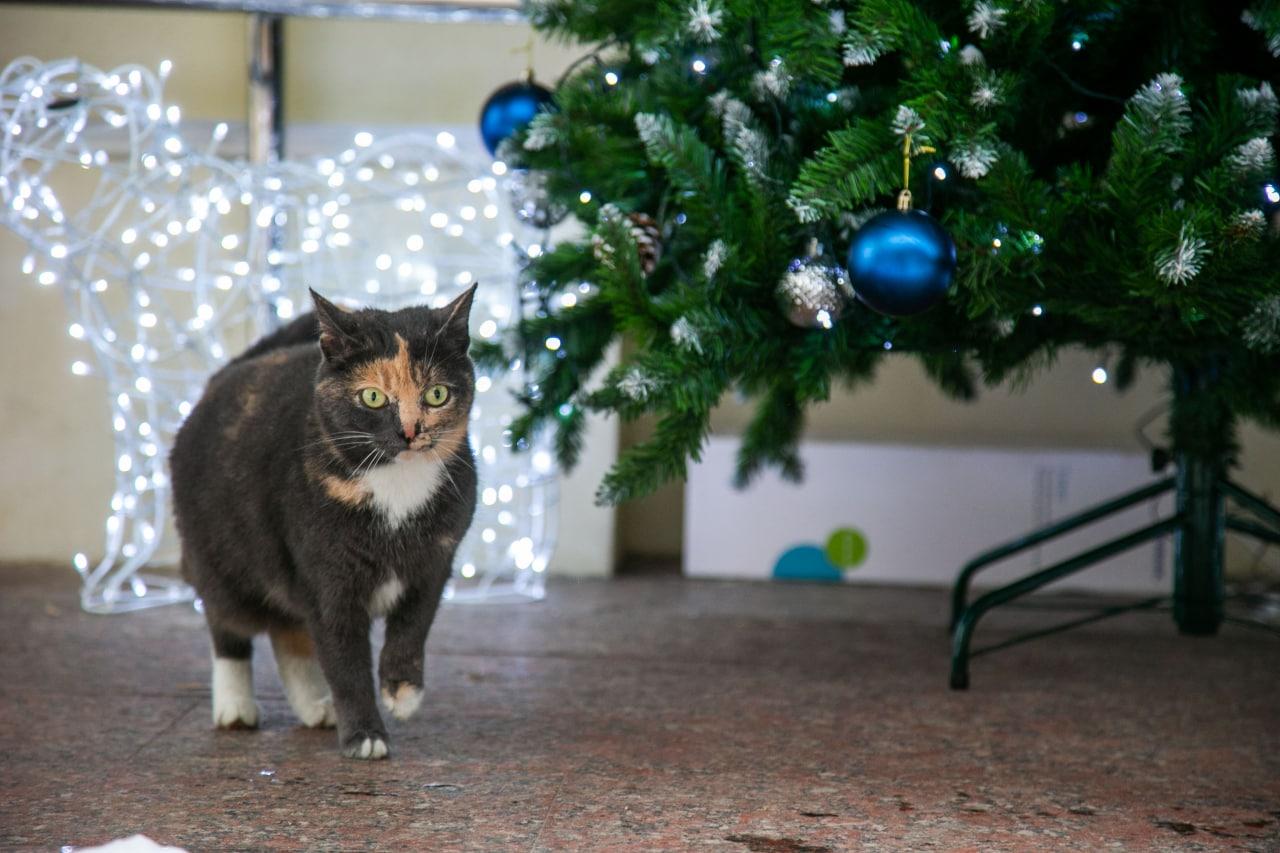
<box><xmin>170</xmin><ymin>286</ymin><xmax>478</xmax><ymax>760</ymax></box>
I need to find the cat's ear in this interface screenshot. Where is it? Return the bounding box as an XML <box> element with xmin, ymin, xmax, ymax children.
<box><xmin>310</xmin><ymin>289</ymin><xmax>365</xmax><ymax>365</ymax></box>
<box><xmin>437</xmin><ymin>283</ymin><xmax>478</xmax><ymax>346</ymax></box>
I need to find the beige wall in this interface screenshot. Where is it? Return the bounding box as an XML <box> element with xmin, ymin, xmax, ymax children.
<box><xmin>0</xmin><ymin>4</ymin><xmax>616</xmax><ymax>575</ymax></box>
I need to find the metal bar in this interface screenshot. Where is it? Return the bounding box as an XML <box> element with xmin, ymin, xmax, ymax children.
<box><xmin>1226</xmin><ymin>515</ymin><xmax>1280</xmax><ymax>546</ymax></box>
<box><xmin>1220</xmin><ymin>479</ymin><xmax>1280</xmax><ymax>532</ymax></box>
<box><xmin>949</xmin><ymin>515</ymin><xmax>1183</xmax><ymax>690</ymax></box>
<box><xmin>970</xmin><ymin>596</ymin><xmax>1166</xmax><ymax>659</ymax></box>
<box><xmin>0</xmin><ymin>0</ymin><xmax>525</xmax><ymax>24</ymax></box>
<box><xmin>949</xmin><ymin>476</ymin><xmax>1175</xmax><ymax>629</ymax></box>
<box><xmin>248</xmin><ymin>13</ymin><xmax>284</xmax><ymax>165</ymax></box>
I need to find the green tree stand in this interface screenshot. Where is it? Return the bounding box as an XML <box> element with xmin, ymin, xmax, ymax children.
<box><xmin>949</xmin><ymin>369</ymin><xmax>1280</xmax><ymax>689</ymax></box>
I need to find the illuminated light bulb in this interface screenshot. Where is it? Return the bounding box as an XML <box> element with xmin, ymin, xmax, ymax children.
<box><xmin>491</xmin><ymin>160</ymin><xmax>508</xmax><ymax>176</ymax></box>
<box><xmin>302</xmin><ymin>239</ymin><xmax>319</xmax><ymax>253</ymax></box>
<box><xmin>221</xmin><ymin>234</ymin><xmax>239</xmax><ymax>250</ymax></box>
<box><xmin>482</xmin><ymin>488</ymin><xmax>497</xmax><ymax>505</ymax></box>
<box><xmin>579</xmin><ymin>190</ymin><xmax>592</xmax><ymax>204</ymax></box>
<box><xmin>429</xmin><ymin>212</ymin><xmax>448</xmax><ymax>228</ymax></box>
<box><xmin>533</xmin><ymin>451</ymin><xmax>552</xmax><ymax>474</ymax></box>
<box><xmin>406</xmin><ymin>234</ymin><xmax>424</xmax><ymax>251</ymax></box>
<box><xmin>135</xmin><ymin>376</ymin><xmax>152</xmax><ymax>393</ymax></box>
<box><xmin>1092</xmin><ymin>367</ymin><xmax>1108</xmax><ymax>384</ymax></box>
<box><xmin>481</xmin><ymin>528</ymin><xmax>496</xmax><ymax>543</ymax></box>
<box><xmin>118</xmin><ymin>454</ymin><xmax>133</xmax><ymax>473</ymax></box>
<box><xmin>328</xmin><ymin>172</ymin><xmax>345</xmax><ymax>188</ymax></box>
<box><xmin>134</xmin><ymin>252</ymin><xmax>151</xmax><ymax>270</ymax></box>
<box><xmin>560</xmin><ymin>293</ymin><xmax>578</xmax><ymax>308</ymax></box>
<box><xmin>196</xmin><ymin>303</ymin><xmax>214</xmax><ymax>321</ymax></box>
<box><xmin>68</xmin><ymin>323</ymin><xmax>85</xmax><ymax>339</ymax></box>
<box><xmin>332</xmin><ymin>212</ymin><xmax>350</xmax><ymax>229</ymax></box>
<box><xmin>138</xmin><ymin>422</ymin><xmax>152</xmax><ymax>437</ymax></box>
<box><xmin>1032</xmin><ymin>305</ymin><xmax>1044</xmax><ymax>316</ymax></box>
<box><xmin>692</xmin><ymin>57</ymin><xmax>708</xmax><ymax>73</ymax></box>
<box><xmin>604</xmin><ymin>71</ymin><xmax>620</xmax><ymax>86</ymax></box>
<box><xmin>375</xmin><ymin>253</ymin><xmax>392</xmax><ymax>271</ymax></box>
<box><xmin>114</xmin><ymin>416</ymin><xmax>126</xmax><ymax>431</ymax></box>
<box><xmin>51</xmin><ymin>243</ymin><xmax>68</xmax><ymax>259</ymax></box>
<box><xmin>366</xmin><ymin>279</ymin><xmax>380</xmax><ymax>294</ymax></box>
<box><xmin>447</xmin><ymin>224</ymin><xmax>464</xmax><ymax>237</ymax></box>
<box><xmin>117</xmin><ymin>393</ymin><xmax>130</xmax><ymax>408</ymax></box>
<box><xmin>210</xmin><ymin>343</ymin><xmax>224</xmax><ymax>359</ymax></box>
<box><xmin>883</xmin><ymin>340</ymin><xmax>893</xmax><ymax>350</ymax></box>
<box><xmin>73</xmin><ymin>553</ymin><xmax>89</xmax><ymax>572</ymax></box>
<box><xmin>121</xmin><ymin>227</ymin><xmax>137</xmax><ymax>244</ymax></box>
<box><xmin>215</xmin><ymin>275</ymin><xmax>233</xmax><ymax>290</ymax></box>
<box><xmin>483</xmin><ymin>204</ymin><xmax>498</xmax><ymax>219</ymax></box>
<box><xmin>424</xmin><ymin>166</ymin><xmax>440</xmax><ymax>182</ymax></box>
<box><xmin>262</xmin><ymin>275</ymin><xmax>281</xmax><ymax>292</ymax></box>
<box><xmin>476</xmin><ymin>376</ymin><xmax>492</xmax><ymax>393</ymax></box>
<box><xmin>467</xmin><ymin>179</ymin><xmax>483</xmax><ymax>193</ymax></box>
<box><xmin>497</xmin><ymin>232</ymin><xmax>514</xmax><ymax>247</ymax></box>
<box><xmin>213</xmin><ymin>122</ymin><xmax>229</xmax><ymax>140</ymax></box>
<box><xmin>527</xmin><ymin>244</ymin><xmax>543</xmax><ymax>258</ymax></box>
<box><xmin>1265</xmin><ymin>183</ymin><xmax>1280</xmax><ymax>205</ymax></box>
<box><xmin>164</xmin><ymin>136</ymin><xmax>182</xmax><ymax>154</ymax></box>
<box><xmin>142</xmin><ymin>442</ymin><xmax>158</xmax><ymax>457</ymax></box>
<box><xmin>232</xmin><ymin>261</ymin><xmax>250</xmax><ymax>276</ymax></box>
<box><xmin>356</xmin><ymin>167</ymin><xmax>374</xmax><ymax>182</ymax></box>
<box><xmin>71</xmin><ymin>360</ymin><xmax>90</xmax><ymax>376</ymax></box>
<box><xmin>397</xmin><ymin>261</ymin><xmax>413</xmax><ymax>278</ymax></box>
<box><xmin>420</xmin><ymin>280</ymin><xmax>437</xmax><ymax>295</ymax></box>
<box><xmin>135</xmin><ymin>475</ymin><xmax>148</xmax><ymax>492</ymax></box>
<box><xmin>354</xmin><ymin>131</ymin><xmax>373</xmax><ymax>147</ymax></box>
<box><xmin>264</xmin><ymin>176</ymin><xmax>283</xmax><ymax>191</ymax></box>
<box><xmin>460</xmin><ymin>205</ymin><xmax>476</xmax><ymax>221</ymax></box>
<box><xmin>455</xmin><ymin>271</ymin><xmax>473</xmax><ymax>285</ymax></box>
<box><xmin>460</xmin><ymin>563</ymin><xmax>476</xmax><ymax>578</ymax></box>
<box><xmin>545</xmin><ymin>336</ymin><xmax>562</xmax><ymax>352</ymax></box>
<box><xmin>498</xmin><ymin>485</ymin><xmax>514</xmax><ymax>503</ymax></box>
<box><xmin>131</xmin><ymin>344</ymin><xmax>146</xmax><ymax>361</ymax></box>
<box><xmin>436</xmin><ymin>131</ymin><xmax>455</xmax><ymax>149</ymax></box>
<box><xmin>139</xmin><ymin>313</ymin><xmax>157</xmax><ymax>328</ymax></box>
<box><xmin>482</xmin><ymin>445</ymin><xmax>497</xmax><ymax>464</ymax></box>
<box><xmin>178</xmin><ymin>401</ymin><xmax>193</xmax><ymax>417</ymax></box>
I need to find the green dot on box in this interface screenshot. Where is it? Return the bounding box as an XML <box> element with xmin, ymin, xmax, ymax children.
<box><xmin>826</xmin><ymin>527</ymin><xmax>868</xmax><ymax>569</ymax></box>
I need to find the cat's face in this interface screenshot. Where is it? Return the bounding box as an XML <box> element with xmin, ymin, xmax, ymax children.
<box><xmin>310</xmin><ymin>286</ymin><xmax>477</xmax><ymax>470</ymax></box>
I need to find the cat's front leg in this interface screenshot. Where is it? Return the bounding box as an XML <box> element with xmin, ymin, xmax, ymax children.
<box><xmin>309</xmin><ymin>606</ymin><xmax>389</xmax><ymax>760</ymax></box>
<box><xmin>378</xmin><ymin>576</ymin><xmax>447</xmax><ymax>722</ymax></box>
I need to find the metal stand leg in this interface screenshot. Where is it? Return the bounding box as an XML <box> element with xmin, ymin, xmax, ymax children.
<box><xmin>247</xmin><ymin>13</ymin><xmax>286</xmax><ymax>329</ymax></box>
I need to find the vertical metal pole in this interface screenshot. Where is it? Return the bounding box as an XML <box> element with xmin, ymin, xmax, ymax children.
<box><xmin>248</xmin><ymin>14</ymin><xmax>285</xmax><ymax>329</ymax></box>
<box><xmin>248</xmin><ymin>13</ymin><xmax>284</xmax><ymax>165</ymax></box>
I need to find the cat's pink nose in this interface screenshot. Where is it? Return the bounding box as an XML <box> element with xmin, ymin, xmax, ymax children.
<box><xmin>403</xmin><ymin>424</ymin><xmax>417</xmax><ymax>441</ymax></box>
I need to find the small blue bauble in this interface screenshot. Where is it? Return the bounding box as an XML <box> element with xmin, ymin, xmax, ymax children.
<box><xmin>479</xmin><ymin>79</ymin><xmax>554</xmax><ymax>157</ymax></box>
<box><xmin>846</xmin><ymin>209</ymin><xmax>957</xmax><ymax>316</ymax></box>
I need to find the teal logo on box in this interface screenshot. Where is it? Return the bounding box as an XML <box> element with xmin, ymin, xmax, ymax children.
<box><xmin>772</xmin><ymin>527</ymin><xmax>868</xmax><ymax>583</ymax></box>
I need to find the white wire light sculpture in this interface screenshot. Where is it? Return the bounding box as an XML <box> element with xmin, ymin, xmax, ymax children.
<box><xmin>0</xmin><ymin>57</ymin><xmax>557</xmax><ymax>613</ymax></box>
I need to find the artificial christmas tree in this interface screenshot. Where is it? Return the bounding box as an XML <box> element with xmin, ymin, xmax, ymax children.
<box><xmin>486</xmin><ymin>0</ymin><xmax>1280</xmax><ymax>683</ymax></box>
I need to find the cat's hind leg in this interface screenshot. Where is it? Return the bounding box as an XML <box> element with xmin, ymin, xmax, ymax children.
<box><xmin>209</xmin><ymin>625</ymin><xmax>260</xmax><ymax>729</ymax></box>
<box><xmin>270</xmin><ymin>628</ymin><xmax>336</xmax><ymax>729</ymax></box>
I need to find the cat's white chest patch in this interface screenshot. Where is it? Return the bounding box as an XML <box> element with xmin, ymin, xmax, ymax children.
<box><xmin>360</xmin><ymin>453</ymin><xmax>446</xmax><ymax>528</ymax></box>
<box><xmin>369</xmin><ymin>576</ymin><xmax>405</xmax><ymax>617</ymax></box>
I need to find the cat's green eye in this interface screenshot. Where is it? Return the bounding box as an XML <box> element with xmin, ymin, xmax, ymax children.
<box><xmin>359</xmin><ymin>387</ymin><xmax>388</xmax><ymax>409</ymax></box>
<box><xmin>423</xmin><ymin>384</ymin><xmax>450</xmax><ymax>407</ymax></box>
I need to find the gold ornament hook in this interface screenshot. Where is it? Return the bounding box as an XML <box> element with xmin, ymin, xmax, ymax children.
<box><xmin>900</xmin><ymin>132</ymin><xmax>936</xmax><ymax>212</ymax></box>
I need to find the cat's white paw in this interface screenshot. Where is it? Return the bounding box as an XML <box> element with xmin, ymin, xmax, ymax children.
<box><xmin>297</xmin><ymin>696</ymin><xmax>337</xmax><ymax>729</ymax></box>
<box><xmin>212</xmin><ymin>657</ymin><xmax>259</xmax><ymax>729</ymax></box>
<box><xmin>381</xmin><ymin>682</ymin><xmax>423</xmax><ymax>721</ymax></box>
<box><xmin>344</xmin><ymin>735</ymin><xmax>389</xmax><ymax>760</ymax></box>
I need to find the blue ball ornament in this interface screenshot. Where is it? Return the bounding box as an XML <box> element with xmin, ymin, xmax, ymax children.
<box><xmin>846</xmin><ymin>209</ymin><xmax>957</xmax><ymax>316</ymax></box>
<box><xmin>479</xmin><ymin>79</ymin><xmax>554</xmax><ymax>157</ymax></box>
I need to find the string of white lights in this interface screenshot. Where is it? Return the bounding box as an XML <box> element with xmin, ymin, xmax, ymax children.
<box><xmin>0</xmin><ymin>56</ymin><xmax>557</xmax><ymax>612</ymax></box>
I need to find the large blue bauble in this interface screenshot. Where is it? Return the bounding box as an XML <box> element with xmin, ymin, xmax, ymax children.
<box><xmin>479</xmin><ymin>80</ymin><xmax>554</xmax><ymax>157</ymax></box>
<box><xmin>846</xmin><ymin>209</ymin><xmax>957</xmax><ymax>316</ymax></box>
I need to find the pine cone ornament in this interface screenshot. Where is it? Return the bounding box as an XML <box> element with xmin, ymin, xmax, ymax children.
<box><xmin>626</xmin><ymin>212</ymin><xmax>663</xmax><ymax>276</ymax></box>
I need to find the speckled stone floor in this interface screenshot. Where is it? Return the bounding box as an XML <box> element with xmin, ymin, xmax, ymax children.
<box><xmin>1</xmin><ymin>563</ymin><xmax>1277</xmax><ymax>852</ymax></box>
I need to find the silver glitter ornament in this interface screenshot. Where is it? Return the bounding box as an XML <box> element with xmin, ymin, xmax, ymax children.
<box><xmin>777</xmin><ymin>255</ymin><xmax>850</xmax><ymax>329</ymax></box>
<box><xmin>506</xmin><ymin>168</ymin><xmax>568</xmax><ymax>229</ymax></box>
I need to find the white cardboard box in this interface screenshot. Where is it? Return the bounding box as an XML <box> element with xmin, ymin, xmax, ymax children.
<box><xmin>684</xmin><ymin>437</ymin><xmax>1174</xmax><ymax>595</ymax></box>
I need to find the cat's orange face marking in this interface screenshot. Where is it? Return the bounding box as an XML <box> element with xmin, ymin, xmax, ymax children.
<box><xmin>350</xmin><ymin>333</ymin><xmax>464</xmax><ymax>446</ymax></box>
